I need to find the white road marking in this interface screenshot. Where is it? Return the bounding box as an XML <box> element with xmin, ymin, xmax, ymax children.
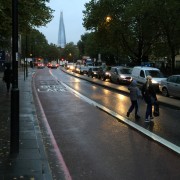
<box><xmin>60</xmin><ymin>81</ymin><xmax>180</xmax><ymax>155</ymax></box>
<box><xmin>51</xmin><ymin>68</ymin><xmax>180</xmax><ymax>154</ymax></box>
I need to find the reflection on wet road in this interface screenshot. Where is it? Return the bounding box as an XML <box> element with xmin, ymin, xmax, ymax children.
<box><xmin>51</xmin><ymin>69</ymin><xmax>180</xmax><ymax>149</ymax></box>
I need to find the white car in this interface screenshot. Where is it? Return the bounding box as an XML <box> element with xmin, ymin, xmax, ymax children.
<box><xmin>66</xmin><ymin>63</ymin><xmax>75</xmax><ymax>71</ymax></box>
<box><xmin>131</xmin><ymin>66</ymin><xmax>166</xmax><ymax>90</ymax></box>
<box><xmin>159</xmin><ymin>75</ymin><xmax>180</xmax><ymax>98</ymax></box>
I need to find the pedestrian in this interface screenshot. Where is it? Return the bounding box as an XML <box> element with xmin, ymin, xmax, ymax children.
<box><xmin>141</xmin><ymin>75</ymin><xmax>157</xmax><ymax>122</ymax></box>
<box><xmin>127</xmin><ymin>80</ymin><xmax>141</xmax><ymax>120</ymax></box>
<box><xmin>3</xmin><ymin>63</ymin><xmax>13</xmax><ymax>94</ymax></box>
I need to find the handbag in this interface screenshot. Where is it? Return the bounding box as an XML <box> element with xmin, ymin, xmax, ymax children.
<box><xmin>151</xmin><ymin>96</ymin><xmax>156</xmax><ymax>105</ymax></box>
<box><xmin>153</xmin><ymin>101</ymin><xmax>159</xmax><ymax>117</ymax></box>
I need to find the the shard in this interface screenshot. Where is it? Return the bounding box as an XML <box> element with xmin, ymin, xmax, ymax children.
<box><xmin>57</xmin><ymin>11</ymin><xmax>66</xmax><ymax>48</ymax></box>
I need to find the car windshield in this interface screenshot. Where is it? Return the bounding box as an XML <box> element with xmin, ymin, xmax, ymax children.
<box><xmin>145</xmin><ymin>70</ymin><xmax>164</xmax><ymax>78</ymax></box>
<box><xmin>93</xmin><ymin>68</ymin><xmax>99</xmax><ymax>71</ymax></box>
<box><xmin>119</xmin><ymin>68</ymin><xmax>131</xmax><ymax>74</ymax></box>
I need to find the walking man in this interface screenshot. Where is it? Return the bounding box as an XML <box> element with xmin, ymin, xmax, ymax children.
<box><xmin>3</xmin><ymin>63</ymin><xmax>12</xmax><ymax>94</ymax></box>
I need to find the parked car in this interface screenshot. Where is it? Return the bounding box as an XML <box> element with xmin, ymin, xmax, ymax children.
<box><xmin>37</xmin><ymin>63</ymin><xmax>45</xmax><ymax>69</ymax></box>
<box><xmin>66</xmin><ymin>63</ymin><xmax>75</xmax><ymax>71</ymax></box>
<box><xmin>87</xmin><ymin>67</ymin><xmax>100</xmax><ymax>78</ymax></box>
<box><xmin>159</xmin><ymin>75</ymin><xmax>180</xmax><ymax>98</ymax></box>
<box><xmin>76</xmin><ymin>65</ymin><xmax>89</xmax><ymax>75</ymax></box>
<box><xmin>109</xmin><ymin>66</ymin><xmax>132</xmax><ymax>84</ymax></box>
<box><xmin>97</xmin><ymin>66</ymin><xmax>111</xmax><ymax>81</ymax></box>
<box><xmin>131</xmin><ymin>66</ymin><xmax>166</xmax><ymax>91</ymax></box>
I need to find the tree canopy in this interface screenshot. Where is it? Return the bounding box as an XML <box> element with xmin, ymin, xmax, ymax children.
<box><xmin>0</xmin><ymin>0</ymin><xmax>54</xmax><ymax>50</ymax></box>
<box><xmin>82</xmin><ymin>0</ymin><xmax>180</xmax><ymax>71</ymax></box>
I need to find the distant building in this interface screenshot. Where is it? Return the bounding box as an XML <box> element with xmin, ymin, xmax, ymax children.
<box><xmin>57</xmin><ymin>11</ymin><xmax>66</xmax><ymax>48</ymax></box>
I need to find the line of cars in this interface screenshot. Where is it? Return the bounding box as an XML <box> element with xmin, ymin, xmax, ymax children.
<box><xmin>66</xmin><ymin>63</ymin><xmax>133</xmax><ymax>84</ymax></box>
<box><xmin>37</xmin><ymin>61</ymin><xmax>59</xmax><ymax>69</ymax></box>
<box><xmin>66</xmin><ymin>63</ymin><xmax>180</xmax><ymax>99</ymax></box>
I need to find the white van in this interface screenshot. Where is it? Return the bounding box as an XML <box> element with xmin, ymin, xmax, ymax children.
<box><xmin>131</xmin><ymin>66</ymin><xmax>166</xmax><ymax>90</ymax></box>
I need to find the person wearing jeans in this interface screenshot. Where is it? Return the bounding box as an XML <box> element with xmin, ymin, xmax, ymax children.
<box><xmin>127</xmin><ymin>80</ymin><xmax>141</xmax><ymax>120</ymax></box>
<box><xmin>141</xmin><ymin>76</ymin><xmax>157</xmax><ymax>122</ymax></box>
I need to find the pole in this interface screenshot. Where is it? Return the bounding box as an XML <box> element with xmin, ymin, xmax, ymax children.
<box><xmin>25</xmin><ymin>34</ymin><xmax>28</xmax><ymax>77</ymax></box>
<box><xmin>10</xmin><ymin>0</ymin><xmax>19</xmax><ymax>155</ymax></box>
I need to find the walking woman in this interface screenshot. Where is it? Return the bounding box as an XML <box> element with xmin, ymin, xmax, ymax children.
<box><xmin>141</xmin><ymin>76</ymin><xmax>157</xmax><ymax>122</ymax></box>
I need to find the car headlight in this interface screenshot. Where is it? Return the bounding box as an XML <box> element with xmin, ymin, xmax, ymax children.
<box><xmin>152</xmin><ymin>79</ymin><xmax>158</xmax><ymax>84</ymax></box>
<box><xmin>120</xmin><ymin>75</ymin><xmax>125</xmax><ymax>78</ymax></box>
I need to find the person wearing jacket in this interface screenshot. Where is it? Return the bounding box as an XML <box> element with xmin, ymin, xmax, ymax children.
<box><xmin>3</xmin><ymin>63</ymin><xmax>13</xmax><ymax>94</ymax></box>
<box><xmin>141</xmin><ymin>75</ymin><xmax>157</xmax><ymax>122</ymax></box>
<box><xmin>127</xmin><ymin>80</ymin><xmax>141</xmax><ymax>120</ymax></box>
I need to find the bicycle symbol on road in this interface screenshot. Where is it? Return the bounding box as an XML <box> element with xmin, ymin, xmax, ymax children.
<box><xmin>37</xmin><ymin>85</ymin><xmax>67</xmax><ymax>92</ymax></box>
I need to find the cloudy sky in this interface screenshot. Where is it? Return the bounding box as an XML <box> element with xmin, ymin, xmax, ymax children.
<box><xmin>38</xmin><ymin>0</ymin><xmax>90</xmax><ymax>45</ymax></box>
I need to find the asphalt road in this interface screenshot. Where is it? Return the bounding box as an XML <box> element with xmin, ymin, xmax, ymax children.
<box><xmin>33</xmin><ymin>67</ymin><xmax>180</xmax><ymax>180</ymax></box>
<box><xmin>57</xmin><ymin>68</ymin><xmax>180</xmax><ymax>147</ymax></box>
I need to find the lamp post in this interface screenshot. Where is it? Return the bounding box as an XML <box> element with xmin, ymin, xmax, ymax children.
<box><xmin>11</xmin><ymin>0</ymin><xmax>19</xmax><ymax>155</ymax></box>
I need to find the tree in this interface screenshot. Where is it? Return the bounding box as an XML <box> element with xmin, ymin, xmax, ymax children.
<box><xmin>83</xmin><ymin>0</ymin><xmax>180</xmax><ymax>68</ymax></box>
<box><xmin>61</xmin><ymin>43</ymin><xmax>79</xmax><ymax>62</ymax></box>
<box><xmin>0</xmin><ymin>0</ymin><xmax>12</xmax><ymax>49</ymax></box>
<box><xmin>83</xmin><ymin>0</ymin><xmax>161</xmax><ymax>65</ymax></box>
<box><xmin>21</xmin><ymin>29</ymin><xmax>48</xmax><ymax>59</ymax></box>
<box><xmin>0</xmin><ymin>0</ymin><xmax>54</xmax><ymax>49</ymax></box>
<box><xmin>153</xmin><ymin>0</ymin><xmax>180</xmax><ymax>73</ymax></box>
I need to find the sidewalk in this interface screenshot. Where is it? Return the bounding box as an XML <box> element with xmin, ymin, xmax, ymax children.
<box><xmin>0</xmin><ymin>68</ymin><xmax>53</xmax><ymax>179</ymax></box>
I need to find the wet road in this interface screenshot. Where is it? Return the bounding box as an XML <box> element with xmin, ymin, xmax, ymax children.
<box><xmin>52</xmin><ymin>68</ymin><xmax>180</xmax><ymax>147</ymax></box>
<box><xmin>33</xmin><ymin>68</ymin><xmax>180</xmax><ymax>180</ymax></box>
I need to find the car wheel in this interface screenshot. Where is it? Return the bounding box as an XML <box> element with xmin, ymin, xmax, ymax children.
<box><xmin>162</xmin><ymin>87</ymin><xmax>169</xmax><ymax>97</ymax></box>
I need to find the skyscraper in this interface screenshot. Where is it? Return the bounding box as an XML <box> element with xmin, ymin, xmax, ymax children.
<box><xmin>57</xmin><ymin>11</ymin><xmax>66</xmax><ymax>48</ymax></box>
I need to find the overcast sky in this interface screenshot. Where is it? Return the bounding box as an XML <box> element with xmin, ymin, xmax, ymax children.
<box><xmin>38</xmin><ymin>0</ymin><xmax>90</xmax><ymax>45</ymax></box>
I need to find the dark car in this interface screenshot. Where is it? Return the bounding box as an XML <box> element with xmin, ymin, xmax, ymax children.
<box><xmin>87</xmin><ymin>67</ymin><xmax>100</xmax><ymax>78</ymax></box>
<box><xmin>47</xmin><ymin>62</ymin><xmax>51</xmax><ymax>68</ymax></box>
<box><xmin>50</xmin><ymin>61</ymin><xmax>59</xmax><ymax>69</ymax></box>
<box><xmin>159</xmin><ymin>75</ymin><xmax>180</xmax><ymax>98</ymax></box>
<box><xmin>37</xmin><ymin>63</ymin><xmax>45</xmax><ymax>69</ymax></box>
<box><xmin>76</xmin><ymin>65</ymin><xmax>89</xmax><ymax>75</ymax></box>
<box><xmin>97</xmin><ymin>66</ymin><xmax>111</xmax><ymax>81</ymax></box>
<box><xmin>109</xmin><ymin>66</ymin><xmax>132</xmax><ymax>84</ymax></box>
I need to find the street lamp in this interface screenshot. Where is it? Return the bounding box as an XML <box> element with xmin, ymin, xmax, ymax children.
<box><xmin>106</xmin><ymin>16</ymin><xmax>112</xmax><ymax>23</ymax></box>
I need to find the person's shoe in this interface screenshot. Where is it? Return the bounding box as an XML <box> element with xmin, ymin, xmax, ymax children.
<box><xmin>145</xmin><ymin>119</ymin><xmax>150</xmax><ymax>123</ymax></box>
<box><xmin>135</xmin><ymin>115</ymin><xmax>140</xmax><ymax>119</ymax></box>
<box><xmin>150</xmin><ymin>116</ymin><xmax>154</xmax><ymax>119</ymax></box>
<box><xmin>127</xmin><ymin>112</ymin><xmax>130</xmax><ymax>117</ymax></box>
